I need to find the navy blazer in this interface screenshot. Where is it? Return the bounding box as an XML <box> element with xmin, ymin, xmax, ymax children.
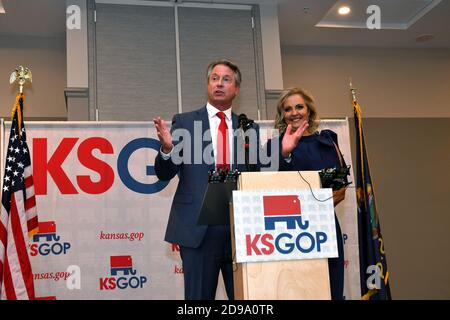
<box><xmin>155</xmin><ymin>106</ymin><xmax>259</xmax><ymax>248</ymax></box>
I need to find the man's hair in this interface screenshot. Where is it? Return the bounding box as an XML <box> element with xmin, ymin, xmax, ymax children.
<box><xmin>206</xmin><ymin>59</ymin><xmax>242</xmax><ymax>87</ymax></box>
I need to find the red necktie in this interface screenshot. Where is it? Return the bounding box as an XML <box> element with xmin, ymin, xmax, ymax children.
<box><xmin>216</xmin><ymin>111</ymin><xmax>230</xmax><ymax>171</ymax></box>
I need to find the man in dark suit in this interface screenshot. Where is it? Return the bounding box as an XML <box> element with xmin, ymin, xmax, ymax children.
<box><xmin>153</xmin><ymin>59</ymin><xmax>258</xmax><ymax>300</ymax></box>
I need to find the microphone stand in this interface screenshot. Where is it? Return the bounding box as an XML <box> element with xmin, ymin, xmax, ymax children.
<box><xmin>244</xmin><ymin>133</ymin><xmax>250</xmax><ymax>172</ymax></box>
<box><xmin>239</xmin><ymin>115</ymin><xmax>256</xmax><ymax>172</ymax></box>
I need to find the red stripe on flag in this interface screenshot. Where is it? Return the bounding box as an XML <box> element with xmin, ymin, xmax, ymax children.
<box><xmin>0</xmin><ymin>220</ymin><xmax>7</xmax><ymax>247</ymax></box>
<box><xmin>2</xmin><ymin>257</ymin><xmax>17</xmax><ymax>300</ymax></box>
<box><xmin>0</xmin><ymin>218</ymin><xmax>7</xmax><ymax>289</ymax></box>
<box><xmin>263</xmin><ymin>195</ymin><xmax>301</xmax><ymax>216</ymax></box>
<box><xmin>0</xmin><ymin>218</ymin><xmax>7</xmax><ymax>286</ymax></box>
<box><xmin>0</xmin><ymin>261</ymin><xmax>3</xmax><ymax>290</ymax></box>
<box><xmin>27</xmin><ymin>216</ymin><xmax>38</xmax><ymax>234</ymax></box>
<box><xmin>25</xmin><ymin>196</ymin><xmax>36</xmax><ymax>212</ymax></box>
<box><xmin>10</xmin><ymin>193</ymin><xmax>35</xmax><ymax>300</ymax></box>
<box><xmin>24</xmin><ymin>176</ymin><xmax>34</xmax><ymax>189</ymax></box>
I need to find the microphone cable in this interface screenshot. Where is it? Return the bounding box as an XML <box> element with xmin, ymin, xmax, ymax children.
<box><xmin>297</xmin><ymin>171</ymin><xmax>334</xmax><ymax>203</ymax></box>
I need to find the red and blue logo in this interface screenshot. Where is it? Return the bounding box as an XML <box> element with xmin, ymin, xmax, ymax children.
<box><xmin>100</xmin><ymin>255</ymin><xmax>148</xmax><ymax>290</ymax></box>
<box><xmin>30</xmin><ymin>221</ymin><xmax>71</xmax><ymax>256</ymax></box>
<box><xmin>246</xmin><ymin>195</ymin><xmax>327</xmax><ymax>256</ymax></box>
<box><xmin>110</xmin><ymin>255</ymin><xmax>136</xmax><ymax>276</ymax></box>
<box><xmin>263</xmin><ymin>195</ymin><xmax>308</xmax><ymax>230</ymax></box>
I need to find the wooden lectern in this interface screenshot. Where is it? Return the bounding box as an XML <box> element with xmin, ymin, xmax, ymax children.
<box><xmin>231</xmin><ymin>171</ymin><xmax>331</xmax><ymax>300</ymax></box>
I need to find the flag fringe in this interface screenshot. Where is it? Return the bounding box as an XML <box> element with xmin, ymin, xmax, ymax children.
<box><xmin>11</xmin><ymin>93</ymin><xmax>23</xmax><ymax>136</ymax></box>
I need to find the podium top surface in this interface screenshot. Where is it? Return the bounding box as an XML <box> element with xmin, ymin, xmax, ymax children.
<box><xmin>238</xmin><ymin>171</ymin><xmax>321</xmax><ymax>190</ymax></box>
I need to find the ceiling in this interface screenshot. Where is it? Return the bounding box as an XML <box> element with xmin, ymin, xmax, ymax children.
<box><xmin>0</xmin><ymin>0</ymin><xmax>449</xmax><ymax>48</ymax></box>
<box><xmin>278</xmin><ymin>0</ymin><xmax>450</xmax><ymax>48</ymax></box>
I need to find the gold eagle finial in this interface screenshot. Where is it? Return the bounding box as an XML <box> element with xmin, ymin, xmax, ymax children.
<box><xmin>10</xmin><ymin>66</ymin><xmax>33</xmax><ymax>94</ymax></box>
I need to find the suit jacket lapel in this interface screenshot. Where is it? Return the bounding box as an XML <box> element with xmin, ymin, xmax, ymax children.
<box><xmin>197</xmin><ymin>107</ymin><xmax>214</xmax><ymax>171</ymax></box>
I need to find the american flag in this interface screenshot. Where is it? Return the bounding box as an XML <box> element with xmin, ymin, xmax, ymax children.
<box><xmin>0</xmin><ymin>94</ymin><xmax>38</xmax><ymax>300</ymax></box>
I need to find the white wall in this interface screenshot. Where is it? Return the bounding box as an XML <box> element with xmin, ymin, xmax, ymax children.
<box><xmin>280</xmin><ymin>46</ymin><xmax>450</xmax><ymax>119</ymax></box>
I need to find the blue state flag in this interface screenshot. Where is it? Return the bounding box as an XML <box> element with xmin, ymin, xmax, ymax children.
<box><xmin>353</xmin><ymin>93</ymin><xmax>391</xmax><ymax>300</ymax></box>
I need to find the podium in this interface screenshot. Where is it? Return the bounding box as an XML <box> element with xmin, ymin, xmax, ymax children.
<box><xmin>231</xmin><ymin>171</ymin><xmax>331</xmax><ymax>300</ymax></box>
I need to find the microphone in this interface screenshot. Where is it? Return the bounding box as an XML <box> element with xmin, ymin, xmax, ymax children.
<box><xmin>238</xmin><ymin>114</ymin><xmax>256</xmax><ymax>171</ymax></box>
<box><xmin>238</xmin><ymin>113</ymin><xmax>254</xmax><ymax>132</ymax></box>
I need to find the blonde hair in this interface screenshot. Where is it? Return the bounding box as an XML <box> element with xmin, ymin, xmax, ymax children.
<box><xmin>274</xmin><ymin>87</ymin><xmax>320</xmax><ymax>134</ymax></box>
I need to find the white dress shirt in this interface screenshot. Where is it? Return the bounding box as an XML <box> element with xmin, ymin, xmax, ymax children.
<box><xmin>160</xmin><ymin>103</ymin><xmax>234</xmax><ymax>167</ymax></box>
<box><xmin>206</xmin><ymin>102</ymin><xmax>233</xmax><ymax>167</ymax></box>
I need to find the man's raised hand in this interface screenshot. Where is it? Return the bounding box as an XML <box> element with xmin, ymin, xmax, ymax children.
<box><xmin>153</xmin><ymin>117</ymin><xmax>173</xmax><ymax>154</ymax></box>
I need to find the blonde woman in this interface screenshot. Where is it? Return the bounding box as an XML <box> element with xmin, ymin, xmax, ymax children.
<box><xmin>274</xmin><ymin>87</ymin><xmax>347</xmax><ymax>300</ymax></box>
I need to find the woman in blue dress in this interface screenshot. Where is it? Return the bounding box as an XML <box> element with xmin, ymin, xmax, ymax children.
<box><xmin>273</xmin><ymin>87</ymin><xmax>347</xmax><ymax>300</ymax></box>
